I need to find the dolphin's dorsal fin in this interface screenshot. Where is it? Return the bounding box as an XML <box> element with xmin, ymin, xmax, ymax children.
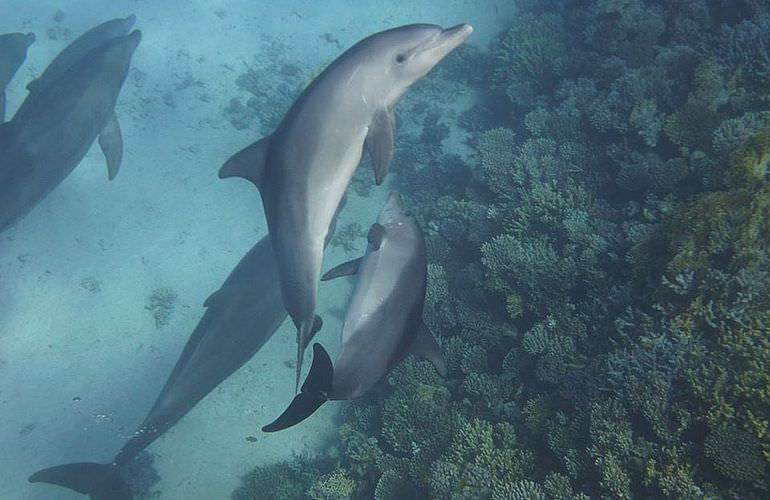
<box><xmin>365</xmin><ymin>108</ymin><xmax>395</xmax><ymax>185</ymax></box>
<box><xmin>98</xmin><ymin>114</ymin><xmax>123</xmax><ymax>180</ymax></box>
<box><xmin>367</xmin><ymin>223</ymin><xmax>386</xmax><ymax>250</ymax></box>
<box><xmin>202</xmin><ymin>285</ymin><xmax>242</xmax><ymax>308</ymax></box>
<box><xmin>321</xmin><ymin>257</ymin><xmax>362</xmax><ymax>281</ymax></box>
<box><xmin>411</xmin><ymin>323</ymin><xmax>448</xmax><ymax>376</ymax></box>
<box><xmin>218</xmin><ymin>136</ymin><xmax>271</xmax><ymax>189</ymax></box>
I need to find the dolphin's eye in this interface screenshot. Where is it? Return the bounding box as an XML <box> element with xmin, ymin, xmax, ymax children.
<box><xmin>395</xmin><ymin>53</ymin><xmax>406</xmax><ymax>63</ymax></box>
<box><xmin>405</xmin><ymin>211</ymin><xmax>413</xmax><ymax>217</ymax></box>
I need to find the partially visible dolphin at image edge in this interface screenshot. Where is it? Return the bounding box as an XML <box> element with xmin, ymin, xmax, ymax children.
<box><xmin>0</xmin><ymin>32</ymin><xmax>35</xmax><ymax>122</ymax></box>
<box><xmin>0</xmin><ymin>30</ymin><xmax>140</xmax><ymax>233</ymax></box>
<box><xmin>24</xmin><ymin>14</ymin><xmax>136</xmax><ymax>95</ymax></box>
<box><xmin>219</xmin><ymin>23</ymin><xmax>472</xmax><ymax>391</ymax></box>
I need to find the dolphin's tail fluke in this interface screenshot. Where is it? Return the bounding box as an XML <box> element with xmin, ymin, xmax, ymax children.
<box><xmin>295</xmin><ymin>315</ymin><xmax>324</xmax><ymax>392</ymax></box>
<box><xmin>264</xmin><ymin>343</ymin><xmax>332</xmax><ymax>432</ymax></box>
<box><xmin>28</xmin><ymin>462</ymin><xmax>132</xmax><ymax>500</ymax></box>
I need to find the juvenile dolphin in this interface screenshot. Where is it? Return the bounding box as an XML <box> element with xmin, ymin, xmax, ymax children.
<box><xmin>28</xmin><ymin>200</ymin><xmax>346</xmax><ymax>500</ymax></box>
<box><xmin>25</xmin><ymin>15</ymin><xmax>135</xmax><ymax>94</ymax></box>
<box><xmin>263</xmin><ymin>192</ymin><xmax>447</xmax><ymax>432</ymax></box>
<box><xmin>219</xmin><ymin>23</ymin><xmax>472</xmax><ymax>390</ymax></box>
<box><xmin>0</xmin><ymin>30</ymin><xmax>140</xmax><ymax>232</ymax></box>
<box><xmin>0</xmin><ymin>32</ymin><xmax>35</xmax><ymax>121</ymax></box>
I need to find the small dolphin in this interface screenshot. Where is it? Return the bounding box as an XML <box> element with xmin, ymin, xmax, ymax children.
<box><xmin>0</xmin><ymin>32</ymin><xmax>35</xmax><ymax>122</ymax></box>
<box><xmin>25</xmin><ymin>15</ymin><xmax>135</xmax><ymax>94</ymax></box>
<box><xmin>220</xmin><ymin>23</ymin><xmax>472</xmax><ymax>390</ymax></box>
<box><xmin>28</xmin><ymin>199</ymin><xmax>346</xmax><ymax>500</ymax></box>
<box><xmin>263</xmin><ymin>192</ymin><xmax>447</xmax><ymax>432</ymax></box>
<box><xmin>0</xmin><ymin>30</ymin><xmax>140</xmax><ymax>232</ymax></box>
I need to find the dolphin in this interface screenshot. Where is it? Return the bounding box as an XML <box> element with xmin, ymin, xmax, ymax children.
<box><xmin>28</xmin><ymin>199</ymin><xmax>346</xmax><ymax>500</ymax></box>
<box><xmin>219</xmin><ymin>23</ymin><xmax>472</xmax><ymax>390</ymax></box>
<box><xmin>0</xmin><ymin>30</ymin><xmax>140</xmax><ymax>233</ymax></box>
<box><xmin>0</xmin><ymin>32</ymin><xmax>35</xmax><ymax>122</ymax></box>
<box><xmin>24</xmin><ymin>15</ymin><xmax>135</xmax><ymax>95</ymax></box>
<box><xmin>263</xmin><ymin>191</ymin><xmax>447</xmax><ymax>432</ymax></box>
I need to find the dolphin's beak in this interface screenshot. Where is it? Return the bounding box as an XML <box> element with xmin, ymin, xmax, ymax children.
<box><xmin>420</xmin><ymin>23</ymin><xmax>472</xmax><ymax>64</ymax></box>
<box><xmin>387</xmin><ymin>191</ymin><xmax>403</xmax><ymax>205</ymax></box>
<box><xmin>441</xmin><ymin>24</ymin><xmax>474</xmax><ymax>45</ymax></box>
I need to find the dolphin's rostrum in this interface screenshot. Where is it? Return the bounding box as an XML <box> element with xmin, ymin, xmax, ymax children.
<box><xmin>263</xmin><ymin>192</ymin><xmax>447</xmax><ymax>432</ymax></box>
<box><xmin>220</xmin><ymin>23</ymin><xmax>472</xmax><ymax>391</ymax></box>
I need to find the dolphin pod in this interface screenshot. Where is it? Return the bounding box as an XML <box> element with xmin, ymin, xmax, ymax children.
<box><xmin>22</xmin><ymin>18</ymin><xmax>472</xmax><ymax>499</ymax></box>
<box><xmin>0</xmin><ymin>32</ymin><xmax>35</xmax><ymax>122</ymax></box>
<box><xmin>220</xmin><ymin>23</ymin><xmax>473</xmax><ymax>391</ymax></box>
<box><xmin>263</xmin><ymin>192</ymin><xmax>447</xmax><ymax>432</ymax></box>
<box><xmin>0</xmin><ymin>19</ymin><xmax>140</xmax><ymax>232</ymax></box>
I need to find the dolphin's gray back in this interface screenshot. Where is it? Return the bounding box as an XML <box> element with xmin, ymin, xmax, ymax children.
<box><xmin>25</xmin><ymin>15</ymin><xmax>135</xmax><ymax>94</ymax></box>
<box><xmin>113</xmin><ymin>237</ymin><xmax>286</xmax><ymax>466</ymax></box>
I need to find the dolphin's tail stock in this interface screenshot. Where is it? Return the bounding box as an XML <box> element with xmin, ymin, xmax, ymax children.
<box><xmin>264</xmin><ymin>343</ymin><xmax>333</xmax><ymax>432</ymax></box>
<box><xmin>295</xmin><ymin>315</ymin><xmax>323</xmax><ymax>392</ymax></box>
<box><xmin>28</xmin><ymin>462</ymin><xmax>132</xmax><ymax>500</ymax></box>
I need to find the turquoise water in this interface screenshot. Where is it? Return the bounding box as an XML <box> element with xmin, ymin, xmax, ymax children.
<box><xmin>2</xmin><ymin>1</ymin><xmax>770</xmax><ymax>499</ymax></box>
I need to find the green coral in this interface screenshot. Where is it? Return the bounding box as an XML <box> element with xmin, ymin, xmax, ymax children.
<box><xmin>308</xmin><ymin>469</ymin><xmax>355</xmax><ymax>500</ymax></box>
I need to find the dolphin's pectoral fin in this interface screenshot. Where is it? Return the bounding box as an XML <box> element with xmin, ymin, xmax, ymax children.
<box><xmin>98</xmin><ymin>114</ymin><xmax>124</xmax><ymax>180</ymax></box>
<box><xmin>367</xmin><ymin>223</ymin><xmax>386</xmax><ymax>250</ymax></box>
<box><xmin>0</xmin><ymin>91</ymin><xmax>5</xmax><ymax>123</ymax></box>
<box><xmin>321</xmin><ymin>257</ymin><xmax>362</xmax><ymax>281</ymax></box>
<box><xmin>295</xmin><ymin>315</ymin><xmax>324</xmax><ymax>392</ymax></box>
<box><xmin>263</xmin><ymin>343</ymin><xmax>333</xmax><ymax>432</ymax></box>
<box><xmin>218</xmin><ymin>136</ymin><xmax>271</xmax><ymax>190</ymax></box>
<box><xmin>411</xmin><ymin>323</ymin><xmax>448</xmax><ymax>376</ymax></box>
<box><xmin>365</xmin><ymin>108</ymin><xmax>395</xmax><ymax>185</ymax></box>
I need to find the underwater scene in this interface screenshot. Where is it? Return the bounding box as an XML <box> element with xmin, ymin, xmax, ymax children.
<box><xmin>1</xmin><ymin>0</ymin><xmax>769</xmax><ymax>499</ymax></box>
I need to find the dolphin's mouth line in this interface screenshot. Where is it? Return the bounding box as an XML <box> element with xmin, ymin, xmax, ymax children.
<box><xmin>417</xmin><ymin>24</ymin><xmax>473</xmax><ymax>55</ymax></box>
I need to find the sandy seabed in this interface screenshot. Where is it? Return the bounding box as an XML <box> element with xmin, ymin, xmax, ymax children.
<box><xmin>0</xmin><ymin>1</ymin><xmax>512</xmax><ymax>498</ymax></box>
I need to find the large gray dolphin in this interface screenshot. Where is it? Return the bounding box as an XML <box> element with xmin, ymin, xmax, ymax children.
<box><xmin>263</xmin><ymin>192</ymin><xmax>447</xmax><ymax>432</ymax></box>
<box><xmin>28</xmin><ymin>238</ymin><xmax>285</xmax><ymax>500</ymax></box>
<box><xmin>24</xmin><ymin>15</ymin><xmax>135</xmax><ymax>95</ymax></box>
<box><xmin>219</xmin><ymin>23</ymin><xmax>472</xmax><ymax>390</ymax></box>
<box><xmin>0</xmin><ymin>30</ymin><xmax>140</xmax><ymax>232</ymax></box>
<box><xmin>28</xmin><ymin>200</ymin><xmax>346</xmax><ymax>500</ymax></box>
<box><xmin>0</xmin><ymin>32</ymin><xmax>35</xmax><ymax>122</ymax></box>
